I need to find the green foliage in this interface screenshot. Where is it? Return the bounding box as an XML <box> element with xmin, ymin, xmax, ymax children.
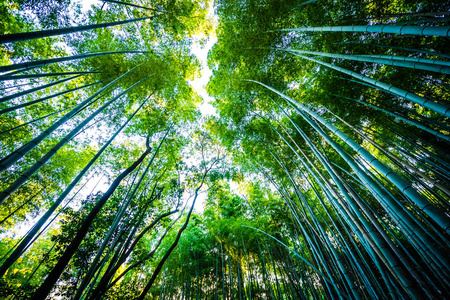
<box><xmin>1</xmin><ymin>0</ymin><xmax>450</xmax><ymax>299</ymax></box>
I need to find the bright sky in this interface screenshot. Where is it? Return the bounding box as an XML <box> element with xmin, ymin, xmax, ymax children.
<box><xmin>187</xmin><ymin>1</ymin><xmax>219</xmax><ymax>210</ymax></box>
<box><xmin>188</xmin><ymin>36</ymin><xmax>218</xmax><ymax>212</ymax></box>
<box><xmin>189</xmin><ymin>36</ymin><xmax>218</xmax><ymax>117</ymax></box>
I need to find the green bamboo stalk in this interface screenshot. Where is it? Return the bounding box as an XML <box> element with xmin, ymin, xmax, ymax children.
<box><xmin>0</xmin><ymin>74</ymin><xmax>151</xmax><ymax>206</ymax></box>
<box><xmin>215</xmin><ymin>246</ymin><xmax>219</xmax><ymax>300</ymax></box>
<box><xmin>367</xmin><ymin>124</ymin><xmax>450</xmax><ymax>180</ymax></box>
<box><xmin>0</xmin><ymin>81</ymin><xmax>36</xmax><ymax>91</ymax></box>
<box><xmin>249</xmin><ymin>226</ymin><xmax>349</xmax><ymax>299</ymax></box>
<box><xmin>352</xmin><ymin>150</ymin><xmax>448</xmax><ymax>277</ymax></box>
<box><xmin>265</xmin><ymin>170</ymin><xmax>345</xmax><ymax>299</ymax></box>
<box><xmin>359</xmin><ymin>10</ymin><xmax>450</xmax><ymax>21</ymax></box>
<box><xmin>278</xmin><ymin>48</ymin><xmax>450</xmax><ymax>74</ymax></box>
<box><xmin>74</xmin><ymin>120</ymin><xmax>168</xmax><ymax>300</ymax></box>
<box><xmin>248</xmin><ymin>80</ymin><xmax>450</xmax><ymax>235</ymax></box>
<box><xmin>241</xmin><ymin>237</ymin><xmax>252</xmax><ymax>300</ymax></box>
<box><xmin>75</xmin><ymin>130</ymin><xmax>171</xmax><ymax>299</ymax></box>
<box><xmin>0</xmin><ymin>93</ymin><xmax>106</xmax><ymax>137</ymax></box>
<box><xmin>291</xmin><ymin>0</ymin><xmax>320</xmax><ymax>10</ymax></box>
<box><xmin>266</xmin><ymin>246</ymin><xmax>284</xmax><ymax>300</ymax></box>
<box><xmin>328</xmin><ymin>93</ymin><xmax>450</xmax><ymax>143</ymax></box>
<box><xmin>0</xmin><ymin>95</ymin><xmax>149</xmax><ymax>278</ymax></box>
<box><xmin>341</xmin><ymin>41</ymin><xmax>450</xmax><ymax>60</ymax></box>
<box><xmin>101</xmin><ymin>224</ymin><xmax>172</xmax><ymax>293</ymax></box>
<box><xmin>221</xmin><ymin>243</ymin><xmax>226</xmax><ymax>300</ymax></box>
<box><xmin>0</xmin><ymin>67</ymin><xmax>135</xmax><ymax>174</ymax></box>
<box><xmin>228</xmin><ymin>249</ymin><xmax>234</xmax><ymax>300</ymax></box>
<box><xmin>84</xmin><ymin>209</ymin><xmax>177</xmax><ymax>299</ymax></box>
<box><xmin>0</xmin><ymin>75</ymin><xmax>81</xmax><ymax>103</ymax></box>
<box><xmin>268</xmin><ymin>146</ymin><xmax>374</xmax><ymax>299</ymax></box>
<box><xmin>5</xmin><ymin>73</ymin><xmax>97</xmax><ymax>82</ymax></box>
<box><xmin>318</xmin><ymin>144</ymin><xmax>436</xmax><ymax>296</ymax></box>
<box><xmin>256</xmin><ymin>238</ymin><xmax>277</xmax><ymax>300</ymax></box>
<box><xmin>0</xmin><ymin>81</ymin><xmax>100</xmax><ymax>115</ymax></box>
<box><xmin>270</xmin><ymin>125</ymin><xmax>389</xmax><ymax>294</ymax></box>
<box><xmin>342</xmin><ymin>181</ymin><xmax>442</xmax><ymax>297</ymax></box>
<box><xmin>0</xmin><ymin>17</ymin><xmax>153</xmax><ymax>44</ymax></box>
<box><xmin>0</xmin><ymin>51</ymin><xmax>149</xmax><ymax>73</ymax></box>
<box><xmin>21</xmin><ymin>240</ymin><xmax>58</xmax><ymax>287</ymax></box>
<box><xmin>284</xmin><ymin>52</ymin><xmax>450</xmax><ymax>117</ymax></box>
<box><xmin>357</xmin><ymin>54</ymin><xmax>450</xmax><ymax>67</ymax></box>
<box><xmin>0</xmin><ymin>188</ymin><xmax>43</xmax><ymax>225</ymax></box>
<box><xmin>101</xmin><ymin>0</ymin><xmax>158</xmax><ymax>11</ymax></box>
<box><xmin>137</xmin><ymin>166</ymin><xmax>213</xmax><ymax>299</ymax></box>
<box><xmin>277</xmin><ymin>24</ymin><xmax>450</xmax><ymax>37</ymax></box>
<box><xmin>324</xmin><ymin>106</ymin><xmax>450</xmax><ymax>197</ymax></box>
<box><xmin>251</xmin><ymin>85</ymin><xmax>450</xmax><ymax>282</ymax></box>
<box><xmin>355</xmin><ymin>155</ymin><xmax>448</xmax><ymax>277</ymax></box>
<box><xmin>0</xmin><ymin>71</ymin><xmax>100</xmax><ymax>81</ymax></box>
<box><xmin>29</xmin><ymin>141</ymin><xmax>152</xmax><ymax>300</ymax></box>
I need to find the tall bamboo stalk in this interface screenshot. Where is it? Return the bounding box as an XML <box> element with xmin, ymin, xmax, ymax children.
<box><xmin>278</xmin><ymin>24</ymin><xmax>450</xmax><ymax>37</ymax></box>
<box><xmin>29</xmin><ymin>139</ymin><xmax>152</xmax><ymax>300</ymax></box>
<box><xmin>0</xmin><ymin>95</ymin><xmax>150</xmax><ymax>278</ymax></box>
<box><xmin>0</xmin><ymin>17</ymin><xmax>153</xmax><ymax>44</ymax></box>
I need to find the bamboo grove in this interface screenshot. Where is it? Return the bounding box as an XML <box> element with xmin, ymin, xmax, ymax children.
<box><xmin>0</xmin><ymin>0</ymin><xmax>449</xmax><ymax>299</ymax></box>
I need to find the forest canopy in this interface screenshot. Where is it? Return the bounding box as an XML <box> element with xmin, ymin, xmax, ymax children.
<box><xmin>0</xmin><ymin>0</ymin><xmax>449</xmax><ymax>299</ymax></box>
